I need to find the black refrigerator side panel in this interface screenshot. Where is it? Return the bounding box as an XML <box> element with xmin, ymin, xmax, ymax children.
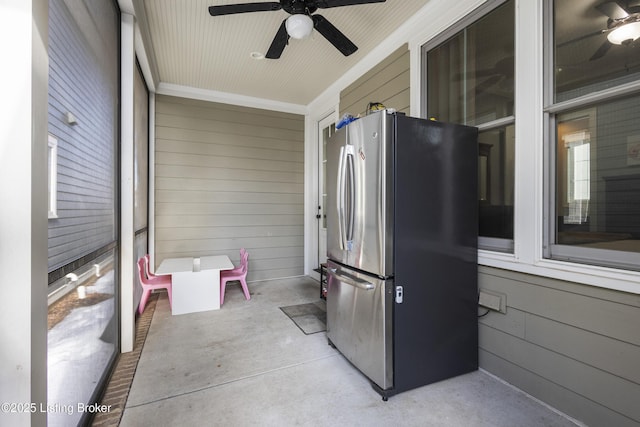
<box><xmin>393</xmin><ymin>115</ymin><xmax>479</xmax><ymax>393</ymax></box>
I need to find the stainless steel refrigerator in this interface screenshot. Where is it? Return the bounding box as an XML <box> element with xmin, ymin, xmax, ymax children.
<box><xmin>326</xmin><ymin>110</ymin><xmax>478</xmax><ymax>400</ymax></box>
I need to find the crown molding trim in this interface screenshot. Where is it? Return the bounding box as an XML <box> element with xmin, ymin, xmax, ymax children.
<box><xmin>156</xmin><ymin>82</ymin><xmax>308</xmax><ymax>115</ymax></box>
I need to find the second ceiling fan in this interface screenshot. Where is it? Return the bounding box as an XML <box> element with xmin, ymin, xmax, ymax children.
<box><xmin>208</xmin><ymin>0</ymin><xmax>387</xmax><ymax>59</ymax></box>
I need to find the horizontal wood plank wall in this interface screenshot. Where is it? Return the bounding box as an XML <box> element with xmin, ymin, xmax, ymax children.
<box><xmin>340</xmin><ymin>44</ymin><xmax>410</xmax><ymax>118</ymax></box>
<box><xmin>154</xmin><ymin>95</ymin><xmax>304</xmax><ymax>282</ymax></box>
<box><xmin>479</xmin><ymin>266</ymin><xmax>640</xmax><ymax>427</ymax></box>
<box><xmin>47</xmin><ymin>0</ymin><xmax>118</xmax><ymax>272</ymax></box>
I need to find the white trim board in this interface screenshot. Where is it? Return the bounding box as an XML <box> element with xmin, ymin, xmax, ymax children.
<box><xmin>156</xmin><ymin>82</ymin><xmax>308</xmax><ymax>115</ymax></box>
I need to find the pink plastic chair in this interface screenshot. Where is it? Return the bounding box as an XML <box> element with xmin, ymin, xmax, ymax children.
<box><xmin>223</xmin><ymin>248</ymin><xmax>247</xmax><ymax>275</ymax></box>
<box><xmin>137</xmin><ymin>257</ymin><xmax>172</xmax><ymax>314</ymax></box>
<box><xmin>220</xmin><ymin>250</ymin><xmax>250</xmax><ymax>305</ymax></box>
<box><xmin>144</xmin><ymin>254</ymin><xmax>169</xmax><ymax>281</ymax></box>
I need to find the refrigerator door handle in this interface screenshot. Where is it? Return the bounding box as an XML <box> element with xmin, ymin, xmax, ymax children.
<box><xmin>328</xmin><ymin>268</ymin><xmax>375</xmax><ymax>291</ymax></box>
<box><xmin>346</xmin><ymin>151</ymin><xmax>355</xmax><ymax>245</ymax></box>
<box><xmin>337</xmin><ymin>145</ymin><xmax>356</xmax><ymax>251</ymax></box>
<box><xmin>336</xmin><ymin>146</ymin><xmax>346</xmax><ymax>250</ymax></box>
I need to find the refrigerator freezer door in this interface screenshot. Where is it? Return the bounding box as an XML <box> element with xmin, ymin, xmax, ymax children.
<box><xmin>326</xmin><ymin>111</ymin><xmax>394</xmax><ymax>277</ymax></box>
<box><xmin>325</xmin><ymin>260</ymin><xmax>393</xmax><ymax>391</ymax></box>
<box><xmin>392</xmin><ymin>116</ymin><xmax>479</xmax><ymax>393</ymax></box>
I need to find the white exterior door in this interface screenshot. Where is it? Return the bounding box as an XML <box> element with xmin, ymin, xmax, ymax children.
<box><xmin>318</xmin><ymin>115</ymin><xmax>336</xmax><ymax>267</ymax></box>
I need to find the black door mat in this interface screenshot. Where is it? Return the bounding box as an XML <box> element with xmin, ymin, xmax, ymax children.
<box><xmin>279</xmin><ymin>300</ymin><xmax>326</xmax><ymax>335</ymax></box>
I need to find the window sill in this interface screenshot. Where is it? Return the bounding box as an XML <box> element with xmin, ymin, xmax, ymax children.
<box><xmin>478</xmin><ymin>250</ymin><xmax>640</xmax><ymax>295</ymax></box>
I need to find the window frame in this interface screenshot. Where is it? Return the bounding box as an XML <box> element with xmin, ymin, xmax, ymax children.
<box><xmin>420</xmin><ymin>0</ymin><xmax>515</xmax><ymax>253</ymax></box>
<box><xmin>48</xmin><ymin>134</ymin><xmax>58</xmax><ymax>219</ymax></box>
<box><xmin>543</xmin><ymin>0</ymin><xmax>640</xmax><ymax>272</ymax></box>
<box><xmin>406</xmin><ymin>0</ymin><xmax>639</xmax><ymax>293</ymax></box>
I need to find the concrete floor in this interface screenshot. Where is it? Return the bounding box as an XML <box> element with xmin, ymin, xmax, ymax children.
<box><xmin>120</xmin><ymin>276</ymin><xmax>580</xmax><ymax>427</ymax></box>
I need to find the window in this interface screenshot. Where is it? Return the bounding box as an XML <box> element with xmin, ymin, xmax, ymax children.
<box><xmin>545</xmin><ymin>0</ymin><xmax>640</xmax><ymax>270</ymax></box>
<box><xmin>422</xmin><ymin>0</ymin><xmax>515</xmax><ymax>252</ymax></box>
<box><xmin>561</xmin><ymin>129</ymin><xmax>591</xmax><ymax>225</ymax></box>
<box><xmin>47</xmin><ymin>0</ymin><xmax>119</xmax><ymax>424</ymax></box>
<box><xmin>48</xmin><ymin>134</ymin><xmax>58</xmax><ymax>219</ymax></box>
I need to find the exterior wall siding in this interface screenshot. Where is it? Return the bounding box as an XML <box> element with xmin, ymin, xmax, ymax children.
<box><xmin>340</xmin><ymin>44</ymin><xmax>410</xmax><ymax>118</ymax></box>
<box><xmin>47</xmin><ymin>0</ymin><xmax>118</xmax><ymax>273</ymax></box>
<box><xmin>479</xmin><ymin>266</ymin><xmax>640</xmax><ymax>427</ymax></box>
<box><xmin>154</xmin><ymin>95</ymin><xmax>305</xmax><ymax>282</ymax></box>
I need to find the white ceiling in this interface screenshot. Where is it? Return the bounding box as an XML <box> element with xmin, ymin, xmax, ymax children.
<box><xmin>133</xmin><ymin>0</ymin><xmax>429</xmax><ymax>106</ymax></box>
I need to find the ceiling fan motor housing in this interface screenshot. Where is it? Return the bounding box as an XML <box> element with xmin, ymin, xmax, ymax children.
<box><xmin>597</xmin><ymin>1</ymin><xmax>640</xmax><ymax>45</ymax></box>
<box><xmin>282</xmin><ymin>0</ymin><xmax>318</xmax><ymax>15</ymax></box>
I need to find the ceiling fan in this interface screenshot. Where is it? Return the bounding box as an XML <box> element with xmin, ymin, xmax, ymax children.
<box><xmin>452</xmin><ymin>55</ymin><xmax>514</xmax><ymax>98</ymax></box>
<box><xmin>589</xmin><ymin>1</ymin><xmax>640</xmax><ymax>60</ymax></box>
<box><xmin>208</xmin><ymin>0</ymin><xmax>387</xmax><ymax>59</ymax></box>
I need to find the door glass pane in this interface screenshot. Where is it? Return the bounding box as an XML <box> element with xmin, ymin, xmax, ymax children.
<box><xmin>319</xmin><ymin>120</ymin><xmax>335</xmax><ymax>267</ymax></box>
<box><xmin>555</xmin><ymin>95</ymin><xmax>640</xmax><ymax>252</ymax></box>
<box><xmin>554</xmin><ymin>0</ymin><xmax>640</xmax><ymax>102</ymax></box>
<box><xmin>321</xmin><ymin>124</ymin><xmax>335</xmax><ymax>229</ymax></box>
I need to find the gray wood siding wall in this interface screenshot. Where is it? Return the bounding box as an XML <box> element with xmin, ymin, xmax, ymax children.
<box><xmin>340</xmin><ymin>44</ymin><xmax>410</xmax><ymax>118</ymax></box>
<box><xmin>479</xmin><ymin>266</ymin><xmax>640</xmax><ymax>427</ymax></box>
<box><xmin>154</xmin><ymin>95</ymin><xmax>305</xmax><ymax>281</ymax></box>
<box><xmin>47</xmin><ymin>0</ymin><xmax>118</xmax><ymax>272</ymax></box>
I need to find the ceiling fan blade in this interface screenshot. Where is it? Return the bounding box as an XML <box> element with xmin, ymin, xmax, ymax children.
<box><xmin>557</xmin><ymin>29</ymin><xmax>606</xmax><ymax>48</ymax></box>
<box><xmin>474</xmin><ymin>68</ymin><xmax>501</xmax><ymax>78</ymax></box>
<box><xmin>208</xmin><ymin>2</ymin><xmax>282</xmax><ymax>16</ymax></box>
<box><xmin>453</xmin><ymin>69</ymin><xmax>495</xmax><ymax>81</ymax></box>
<box><xmin>316</xmin><ymin>0</ymin><xmax>386</xmax><ymax>8</ymax></box>
<box><xmin>312</xmin><ymin>14</ymin><xmax>358</xmax><ymax>56</ymax></box>
<box><xmin>468</xmin><ymin>75</ymin><xmax>502</xmax><ymax>98</ymax></box>
<box><xmin>266</xmin><ymin>19</ymin><xmax>290</xmax><ymax>59</ymax></box>
<box><xmin>595</xmin><ymin>1</ymin><xmax>629</xmax><ymax>20</ymax></box>
<box><xmin>589</xmin><ymin>40</ymin><xmax>612</xmax><ymax>60</ymax></box>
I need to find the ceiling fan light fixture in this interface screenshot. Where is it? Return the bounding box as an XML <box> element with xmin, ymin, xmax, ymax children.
<box><xmin>607</xmin><ymin>21</ymin><xmax>640</xmax><ymax>45</ymax></box>
<box><xmin>286</xmin><ymin>14</ymin><xmax>313</xmax><ymax>39</ymax></box>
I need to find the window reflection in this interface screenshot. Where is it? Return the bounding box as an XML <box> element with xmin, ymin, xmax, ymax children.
<box><xmin>554</xmin><ymin>0</ymin><xmax>640</xmax><ymax>102</ymax></box>
<box><xmin>427</xmin><ymin>0</ymin><xmax>514</xmax><ymax>126</ymax></box>
<box><xmin>47</xmin><ymin>251</ymin><xmax>116</xmax><ymax>427</ymax></box>
<box><xmin>551</xmin><ymin>0</ymin><xmax>640</xmax><ymax>262</ymax></box>
<box><xmin>561</xmin><ymin>130</ymin><xmax>591</xmax><ymax>224</ymax></box>
<box><xmin>555</xmin><ymin>96</ymin><xmax>640</xmax><ymax>252</ymax></box>
<box><xmin>478</xmin><ymin>125</ymin><xmax>515</xmax><ymax>240</ymax></box>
